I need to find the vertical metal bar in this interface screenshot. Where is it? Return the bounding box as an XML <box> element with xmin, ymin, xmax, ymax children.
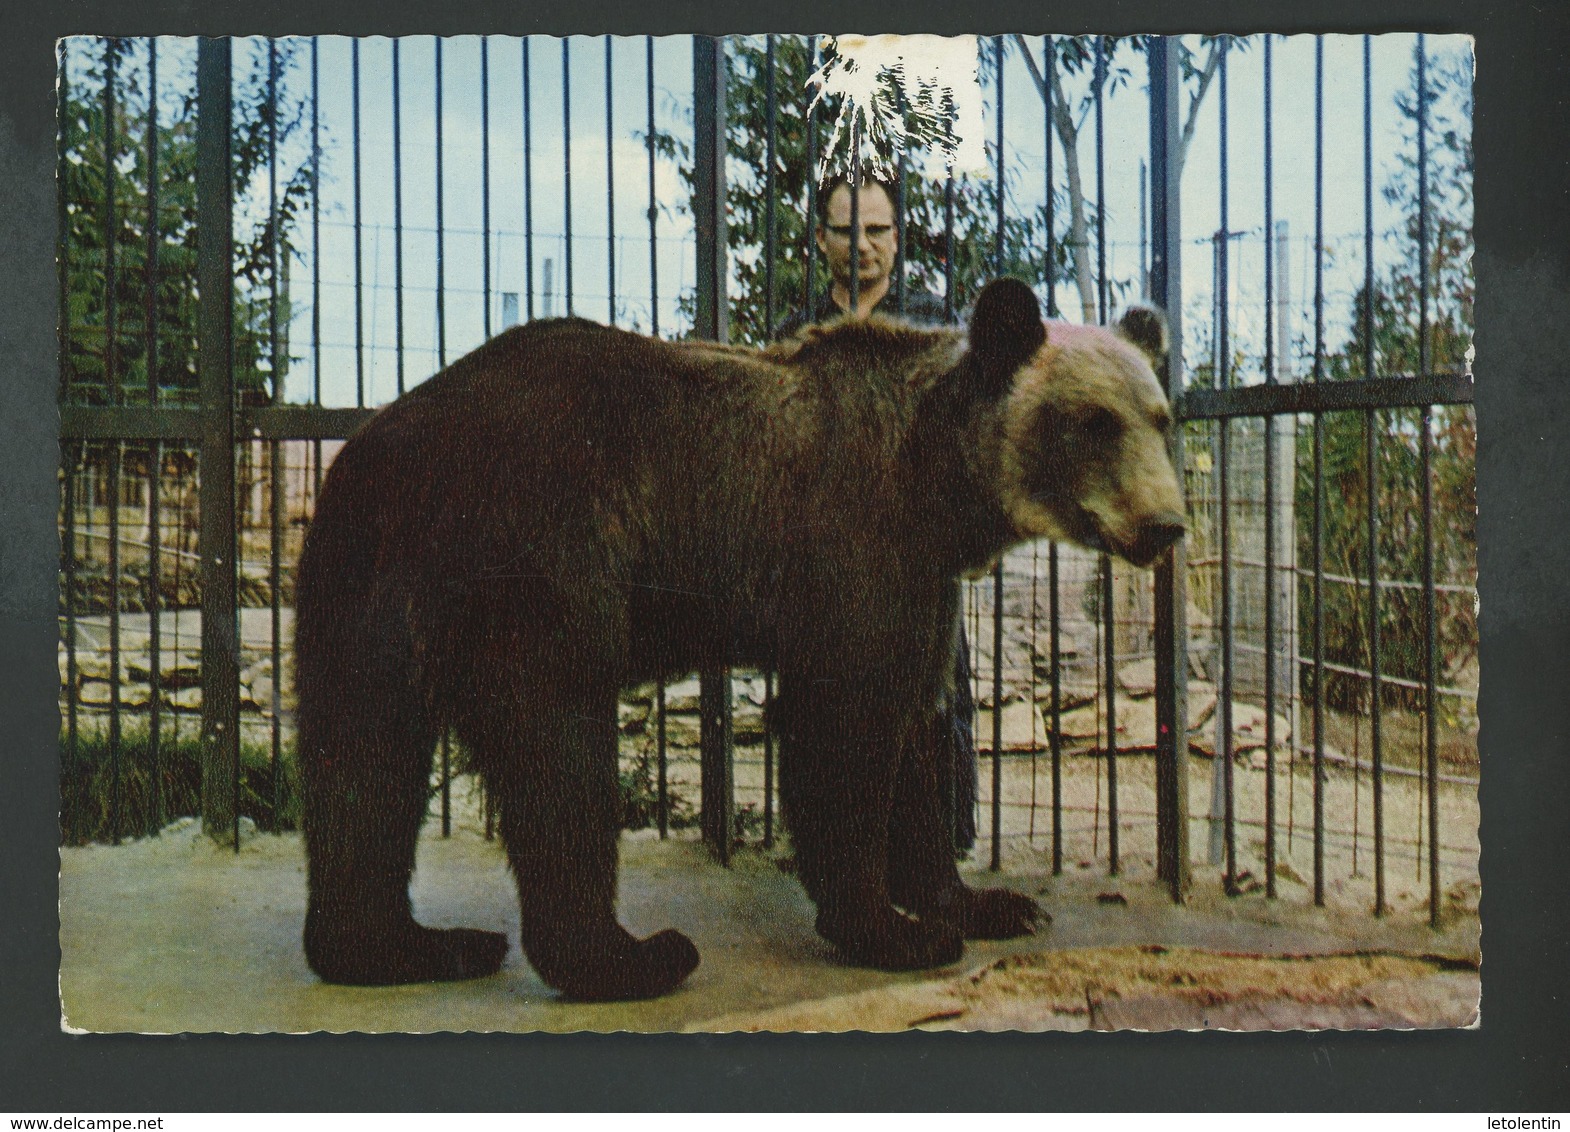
<box><xmin>1150</xmin><ymin>35</ymin><xmax>1189</xmax><ymax>901</ymax></box>
<box><xmin>656</xmin><ymin>680</ymin><xmax>668</xmax><ymax>838</ymax></box>
<box><xmin>197</xmin><ymin>36</ymin><xmax>239</xmax><ymax>846</ymax></box>
<box><xmin>1262</xmin><ymin>34</ymin><xmax>1277</xmax><ymax>898</ymax></box>
<box><xmin>804</xmin><ymin>35</ymin><xmax>818</xmax><ymax>315</ymax></box>
<box><xmin>62</xmin><ymin>440</ymin><xmax>80</xmax><ymax>823</ymax></box>
<box><xmin>763</xmin><ymin>670</ymin><xmax>775</xmax><ymax>848</ymax></box>
<box><xmin>645</xmin><ymin>36</ymin><xmax>657</xmax><ymax>335</ymax></box>
<box><xmin>394</xmin><ymin>40</ymin><xmax>405</xmax><ymax>395</ymax></box>
<box><xmin>1364</xmin><ymin>34</ymin><xmax>1386</xmax><ymax>915</ymax></box>
<box><xmin>848</xmin><ymin>121</ymin><xmax>860</xmax><ymax>314</ymax></box>
<box><xmin>989</xmin><ymin>34</ymin><xmax>1005</xmax><ymax>873</ymax></box>
<box><xmin>311</xmin><ymin>39</ymin><xmax>322</xmax><ymax>514</ymax></box>
<box><xmin>894</xmin><ymin>88</ymin><xmax>907</xmax><ymax>315</ymax></box>
<box><xmin>352</xmin><ymin>40</ymin><xmax>364</xmax><ymax>407</ymax></box>
<box><xmin>440</xmin><ymin>731</ymin><xmax>451</xmax><ymax>838</ymax></box>
<box><xmin>435</xmin><ymin>37</ymin><xmax>446</xmax><ymax>366</ymax></box>
<box><xmin>58</xmin><ymin>40</ymin><xmax>72</xmax><ymax>404</ymax></box>
<box><xmin>562</xmin><ymin>39</ymin><xmax>573</xmax><ymax>316</ymax></box>
<box><xmin>1311</xmin><ymin>35</ymin><xmax>1327</xmax><ymax>906</ymax></box>
<box><xmin>58</xmin><ymin>45</ymin><xmax>80</xmax><ymax>821</ymax></box>
<box><xmin>764</xmin><ymin>36</ymin><xmax>777</xmax><ymax>335</ymax></box>
<box><xmin>102</xmin><ymin>39</ymin><xmax>124</xmax><ymax>843</ymax></box>
<box><xmin>693</xmin><ymin>35</ymin><xmax>733</xmax><ymax>861</ymax></box>
<box><xmin>1417</xmin><ymin>34</ymin><xmax>1441</xmax><ymax>928</ymax></box>
<box><xmin>268</xmin><ymin>38</ymin><xmax>283</xmax><ymax>828</ymax></box>
<box><xmin>1044</xmin><ymin>34</ymin><xmax>1062</xmax><ymax>874</ymax></box>
<box><xmin>103</xmin><ymin>39</ymin><xmax>119</xmax><ymax>407</ymax></box>
<box><xmin>435</xmin><ymin>36</ymin><xmax>450</xmax><ymax>831</ymax></box>
<box><xmin>1042</xmin><ymin>35</ymin><xmax>1055</xmax><ymax>317</ymax></box>
<box><xmin>145</xmin><ymin>37</ymin><xmax>163</xmax><ymax>834</ymax></box>
<box><xmin>523</xmin><ymin>37</ymin><xmax>535</xmax><ymax>322</ymax></box>
<box><xmin>108</xmin><ymin>437</ymin><xmax>122</xmax><ymax>844</ymax></box>
<box><xmin>311</xmin><ymin>39</ymin><xmax>321</xmax><ymax>408</ymax></box>
<box><xmin>605</xmin><ymin>35</ymin><xmax>615</xmax><ymax>325</ymax></box>
<box><xmin>943</xmin><ymin>119</ymin><xmax>955</xmax><ymax>322</ymax></box>
<box><xmin>1218</xmin><ymin>38</ymin><xmax>1236</xmax><ymax>892</ymax></box>
<box><xmin>1093</xmin><ymin>36</ymin><xmax>1118</xmax><ymax>875</ymax></box>
<box><xmin>482</xmin><ymin>37</ymin><xmax>492</xmax><ymax>340</ymax></box>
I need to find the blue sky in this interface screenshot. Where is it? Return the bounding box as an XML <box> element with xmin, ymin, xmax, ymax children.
<box><xmin>66</xmin><ymin>32</ymin><xmax>1472</xmax><ymax>409</ymax></box>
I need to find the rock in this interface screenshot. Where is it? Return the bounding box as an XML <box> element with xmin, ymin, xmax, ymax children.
<box><xmin>974</xmin><ymin>699</ymin><xmax>1047</xmax><ymax>752</ymax></box>
<box><xmin>126</xmin><ymin>651</ymin><xmax>202</xmax><ymax>689</ymax></box>
<box><xmin>1118</xmin><ymin>658</ymin><xmax>1157</xmax><ymax>698</ymax></box>
<box><xmin>167</xmin><ymin>687</ymin><xmax>202</xmax><ymax>712</ymax></box>
<box><xmin>618</xmin><ymin>699</ymin><xmax>651</xmax><ymax>733</ymax></box>
<box><xmin>78</xmin><ymin>680</ymin><xmax>114</xmax><ymax>707</ymax></box>
<box><xmin>241</xmin><ymin>674</ymin><xmax>276</xmax><ymax>713</ymax></box>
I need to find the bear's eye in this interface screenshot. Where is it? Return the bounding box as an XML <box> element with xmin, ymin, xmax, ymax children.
<box><xmin>1083</xmin><ymin>407</ymin><xmax>1123</xmax><ymax>444</ymax></box>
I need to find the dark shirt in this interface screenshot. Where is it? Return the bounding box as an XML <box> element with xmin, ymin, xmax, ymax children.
<box><xmin>773</xmin><ymin>286</ymin><xmax>951</xmax><ymax>341</ymax></box>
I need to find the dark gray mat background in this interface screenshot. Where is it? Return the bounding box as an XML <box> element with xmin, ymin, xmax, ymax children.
<box><xmin>3</xmin><ymin>0</ymin><xmax>1565</xmax><ymax>1111</ymax></box>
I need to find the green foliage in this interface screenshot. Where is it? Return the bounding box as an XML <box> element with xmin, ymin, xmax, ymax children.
<box><xmin>656</xmin><ymin>37</ymin><xmax>1091</xmax><ymax>345</ymax></box>
<box><xmin>1296</xmin><ymin>41</ymin><xmax>1475</xmax><ymax>713</ymax></box>
<box><xmin>59</xmin><ymin>37</ymin><xmax>313</xmax><ymax>406</ymax></box>
<box><xmin>60</xmin><ymin>723</ymin><xmax>300</xmax><ymax>845</ymax></box>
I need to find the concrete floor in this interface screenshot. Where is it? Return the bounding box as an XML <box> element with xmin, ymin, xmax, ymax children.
<box><xmin>57</xmin><ymin>808</ymin><xmax>1481</xmax><ymax>1034</ymax></box>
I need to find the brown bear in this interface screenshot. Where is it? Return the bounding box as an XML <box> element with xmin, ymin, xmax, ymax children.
<box><xmin>294</xmin><ymin>278</ymin><xmax>1184</xmax><ymax>1002</ymax></box>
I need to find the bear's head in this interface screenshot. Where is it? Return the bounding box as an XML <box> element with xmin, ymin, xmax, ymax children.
<box><xmin>968</xmin><ymin>278</ymin><xmax>1186</xmax><ymax>568</ymax></box>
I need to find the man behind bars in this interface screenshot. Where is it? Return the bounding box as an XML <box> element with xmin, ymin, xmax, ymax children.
<box><xmin>774</xmin><ymin>172</ymin><xmax>978</xmax><ymax>852</ymax></box>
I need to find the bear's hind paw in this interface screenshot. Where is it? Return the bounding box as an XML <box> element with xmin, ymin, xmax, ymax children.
<box><xmin>816</xmin><ymin>908</ymin><xmax>964</xmax><ymax>972</ymax></box>
<box><xmin>307</xmin><ymin>924</ymin><xmax>509</xmax><ymax>986</ymax></box>
<box><xmin>538</xmin><ymin>928</ymin><xmax>701</xmax><ymax>1003</ymax></box>
<box><xmin>949</xmin><ymin>888</ymin><xmax>1046</xmax><ymax>940</ymax></box>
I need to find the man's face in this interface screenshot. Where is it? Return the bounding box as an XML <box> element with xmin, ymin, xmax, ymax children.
<box><xmin>816</xmin><ymin>183</ymin><xmax>897</xmax><ymax>293</ymax></box>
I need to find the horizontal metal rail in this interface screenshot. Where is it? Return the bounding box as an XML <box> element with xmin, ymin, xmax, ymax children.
<box><xmin>60</xmin><ymin>405</ymin><xmax>377</xmax><ymax>442</ymax></box>
<box><xmin>1180</xmin><ymin>373</ymin><xmax>1472</xmax><ymax>420</ymax></box>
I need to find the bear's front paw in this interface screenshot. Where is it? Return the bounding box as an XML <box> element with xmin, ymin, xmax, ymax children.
<box><xmin>816</xmin><ymin>907</ymin><xmax>964</xmax><ymax>971</ymax></box>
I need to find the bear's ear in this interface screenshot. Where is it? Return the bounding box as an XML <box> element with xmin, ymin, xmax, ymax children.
<box><xmin>968</xmin><ymin>278</ymin><xmax>1046</xmax><ymax>394</ymax></box>
<box><xmin>1116</xmin><ymin>305</ymin><xmax>1169</xmax><ymax>366</ymax></box>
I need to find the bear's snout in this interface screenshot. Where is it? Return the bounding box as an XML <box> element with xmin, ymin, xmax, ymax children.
<box><xmin>1128</xmin><ymin>512</ymin><xmax>1187</xmax><ymax>566</ymax></box>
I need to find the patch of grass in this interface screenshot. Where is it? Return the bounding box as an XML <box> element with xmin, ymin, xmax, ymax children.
<box><xmin>59</xmin><ymin>723</ymin><xmax>300</xmax><ymax>845</ymax></box>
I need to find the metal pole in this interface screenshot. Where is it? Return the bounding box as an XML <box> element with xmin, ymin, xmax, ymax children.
<box><xmin>1311</xmin><ymin>35</ymin><xmax>1327</xmax><ymax>907</ymax></box>
<box><xmin>989</xmin><ymin>34</ymin><xmax>1005</xmax><ymax>873</ymax></box>
<box><xmin>1417</xmin><ymin>34</ymin><xmax>1441</xmax><ymax>928</ymax></box>
<box><xmin>1218</xmin><ymin>39</ymin><xmax>1236</xmax><ymax>892</ymax></box>
<box><xmin>1094</xmin><ymin>36</ymin><xmax>1118</xmax><ymax>876</ymax></box>
<box><xmin>1149</xmin><ymin>35</ymin><xmax>1189</xmax><ymax>901</ymax></box>
<box><xmin>352</xmin><ymin>40</ymin><xmax>364</xmax><ymax>407</ymax></box>
<box><xmin>693</xmin><ymin>35</ymin><xmax>733</xmax><ymax>861</ymax></box>
<box><xmin>1262</xmin><ymin>34</ymin><xmax>1277</xmax><ymax>898</ymax></box>
<box><xmin>197</xmin><ymin>36</ymin><xmax>239</xmax><ymax>846</ymax></box>
<box><xmin>1364</xmin><ymin>34</ymin><xmax>1386</xmax><ymax>916</ymax></box>
<box><xmin>103</xmin><ymin>39</ymin><xmax>123</xmax><ymax>844</ymax></box>
<box><xmin>645</xmin><ymin>36</ymin><xmax>657</xmax><ymax>335</ymax></box>
<box><xmin>605</xmin><ymin>35</ymin><xmax>616</xmax><ymax>325</ymax></box>
<box><xmin>145</xmin><ymin>37</ymin><xmax>164</xmax><ymax>834</ymax></box>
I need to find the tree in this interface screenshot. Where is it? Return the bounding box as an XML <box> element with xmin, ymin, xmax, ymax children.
<box><xmin>59</xmin><ymin>37</ymin><xmax>314</xmax><ymax>407</ymax></box>
<box><xmin>1297</xmin><ymin>40</ymin><xmax>1475</xmax><ymax>719</ymax></box>
<box><xmin>1011</xmin><ymin>35</ymin><xmax>1239</xmax><ymax>323</ymax></box>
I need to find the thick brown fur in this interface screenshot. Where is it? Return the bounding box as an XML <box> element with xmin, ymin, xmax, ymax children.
<box><xmin>295</xmin><ymin>278</ymin><xmax>1184</xmax><ymax>1001</ymax></box>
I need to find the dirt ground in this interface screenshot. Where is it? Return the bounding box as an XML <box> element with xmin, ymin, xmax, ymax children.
<box><xmin>57</xmin><ymin>755</ymin><xmax>1480</xmax><ymax>1035</ymax></box>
